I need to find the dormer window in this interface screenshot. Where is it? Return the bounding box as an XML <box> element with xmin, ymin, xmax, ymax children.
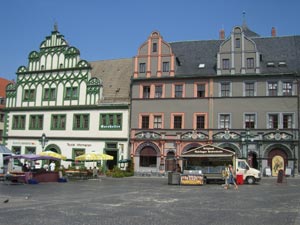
<box><xmin>278</xmin><ymin>61</ymin><xmax>287</xmax><ymax>67</ymax></box>
<box><xmin>267</xmin><ymin>62</ymin><xmax>275</xmax><ymax>67</ymax></box>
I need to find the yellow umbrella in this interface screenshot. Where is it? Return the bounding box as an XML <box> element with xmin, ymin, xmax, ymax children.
<box><xmin>39</xmin><ymin>151</ymin><xmax>67</xmax><ymax>160</ymax></box>
<box><xmin>75</xmin><ymin>152</ymin><xmax>113</xmax><ymax>161</ymax></box>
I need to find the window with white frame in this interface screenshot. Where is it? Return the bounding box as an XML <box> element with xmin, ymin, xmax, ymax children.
<box><xmin>245</xmin><ymin>114</ymin><xmax>256</xmax><ymax>129</ymax></box>
<box><xmin>244</xmin><ymin>81</ymin><xmax>255</xmax><ymax>96</ymax></box>
<box><xmin>153</xmin><ymin>115</ymin><xmax>162</xmax><ymax>129</ymax></box>
<box><xmin>282</xmin><ymin>81</ymin><xmax>293</xmax><ymax>96</ymax></box>
<box><xmin>267</xmin><ymin>81</ymin><xmax>278</xmax><ymax>96</ymax></box>
<box><xmin>283</xmin><ymin>114</ymin><xmax>293</xmax><ymax>128</ymax></box>
<box><xmin>220</xmin><ymin>82</ymin><xmax>231</xmax><ymax>97</ymax></box>
<box><xmin>219</xmin><ymin>114</ymin><xmax>230</xmax><ymax>129</ymax></box>
<box><xmin>268</xmin><ymin>114</ymin><xmax>279</xmax><ymax>129</ymax></box>
<box><xmin>143</xmin><ymin>86</ymin><xmax>150</xmax><ymax>98</ymax></box>
<box><xmin>155</xmin><ymin>85</ymin><xmax>162</xmax><ymax>98</ymax></box>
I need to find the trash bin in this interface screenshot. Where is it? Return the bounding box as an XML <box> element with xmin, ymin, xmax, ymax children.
<box><xmin>168</xmin><ymin>172</ymin><xmax>180</xmax><ymax>185</ymax></box>
<box><xmin>236</xmin><ymin>174</ymin><xmax>243</xmax><ymax>185</ymax></box>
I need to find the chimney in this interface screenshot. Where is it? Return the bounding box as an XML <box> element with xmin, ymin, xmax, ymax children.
<box><xmin>271</xmin><ymin>27</ymin><xmax>276</xmax><ymax>37</ymax></box>
<box><xmin>219</xmin><ymin>29</ymin><xmax>225</xmax><ymax>40</ymax></box>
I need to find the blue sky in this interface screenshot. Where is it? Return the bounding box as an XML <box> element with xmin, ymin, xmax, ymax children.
<box><xmin>1</xmin><ymin>0</ymin><xmax>300</xmax><ymax>81</ymax></box>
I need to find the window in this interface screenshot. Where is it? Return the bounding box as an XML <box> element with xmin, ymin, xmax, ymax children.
<box><xmin>222</xmin><ymin>59</ymin><xmax>230</xmax><ymax>69</ymax></box>
<box><xmin>12</xmin><ymin>115</ymin><xmax>26</xmax><ymax>129</ymax></box>
<box><xmin>25</xmin><ymin>147</ymin><xmax>36</xmax><ymax>155</ymax></box>
<box><xmin>29</xmin><ymin>115</ymin><xmax>43</xmax><ymax>130</ymax></box>
<box><xmin>154</xmin><ymin>115</ymin><xmax>162</xmax><ymax>129</ymax></box>
<box><xmin>163</xmin><ymin>62</ymin><xmax>169</xmax><ymax>72</ymax></box>
<box><xmin>245</xmin><ymin>82</ymin><xmax>255</xmax><ymax>96</ymax></box>
<box><xmin>175</xmin><ymin>84</ymin><xmax>183</xmax><ymax>98</ymax></box>
<box><xmin>221</xmin><ymin>82</ymin><xmax>231</xmax><ymax>97</ymax></box>
<box><xmin>155</xmin><ymin>85</ymin><xmax>162</xmax><ymax>98</ymax></box>
<box><xmin>235</xmin><ymin>38</ymin><xmax>240</xmax><ymax>48</ymax></box>
<box><xmin>173</xmin><ymin>115</ymin><xmax>182</xmax><ymax>129</ymax></box>
<box><xmin>268</xmin><ymin>81</ymin><xmax>278</xmax><ymax>96</ymax></box>
<box><xmin>197</xmin><ymin>84</ymin><xmax>206</xmax><ymax>98</ymax></box>
<box><xmin>139</xmin><ymin>63</ymin><xmax>146</xmax><ymax>73</ymax></box>
<box><xmin>0</xmin><ymin>113</ymin><xmax>4</xmax><ymax>122</ymax></box>
<box><xmin>268</xmin><ymin>114</ymin><xmax>279</xmax><ymax>129</ymax></box>
<box><xmin>44</xmin><ymin>88</ymin><xmax>56</xmax><ymax>100</ymax></box>
<box><xmin>73</xmin><ymin>114</ymin><xmax>89</xmax><ymax>130</ymax></box>
<box><xmin>283</xmin><ymin>114</ymin><xmax>293</xmax><ymax>128</ymax></box>
<box><xmin>152</xmin><ymin>43</ymin><xmax>157</xmax><ymax>52</ymax></box>
<box><xmin>12</xmin><ymin>146</ymin><xmax>21</xmax><ymax>155</ymax></box>
<box><xmin>282</xmin><ymin>81</ymin><xmax>293</xmax><ymax>96</ymax></box>
<box><xmin>100</xmin><ymin>114</ymin><xmax>122</xmax><ymax>129</ymax></box>
<box><xmin>140</xmin><ymin>147</ymin><xmax>157</xmax><ymax>167</ymax></box>
<box><xmin>143</xmin><ymin>86</ymin><xmax>150</xmax><ymax>98</ymax></box>
<box><xmin>24</xmin><ymin>89</ymin><xmax>35</xmax><ymax>101</ymax></box>
<box><xmin>0</xmin><ymin>97</ymin><xmax>5</xmax><ymax>105</ymax></box>
<box><xmin>247</xmin><ymin>58</ymin><xmax>254</xmax><ymax>69</ymax></box>
<box><xmin>51</xmin><ymin>114</ymin><xmax>66</xmax><ymax>130</ymax></box>
<box><xmin>65</xmin><ymin>87</ymin><xmax>78</xmax><ymax>99</ymax></box>
<box><xmin>196</xmin><ymin>115</ymin><xmax>205</xmax><ymax>129</ymax></box>
<box><xmin>141</xmin><ymin>116</ymin><xmax>150</xmax><ymax>129</ymax></box>
<box><xmin>219</xmin><ymin>114</ymin><xmax>230</xmax><ymax>129</ymax></box>
<box><xmin>245</xmin><ymin>114</ymin><xmax>256</xmax><ymax>129</ymax></box>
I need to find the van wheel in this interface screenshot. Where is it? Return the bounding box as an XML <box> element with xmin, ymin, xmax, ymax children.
<box><xmin>246</xmin><ymin>176</ymin><xmax>255</xmax><ymax>184</ymax></box>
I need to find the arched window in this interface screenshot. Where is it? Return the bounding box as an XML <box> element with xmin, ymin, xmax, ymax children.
<box><xmin>140</xmin><ymin>147</ymin><xmax>157</xmax><ymax>167</ymax></box>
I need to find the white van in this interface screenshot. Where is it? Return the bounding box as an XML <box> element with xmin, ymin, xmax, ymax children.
<box><xmin>0</xmin><ymin>153</ymin><xmax>23</xmax><ymax>174</ymax></box>
<box><xmin>236</xmin><ymin>159</ymin><xmax>261</xmax><ymax>184</ymax></box>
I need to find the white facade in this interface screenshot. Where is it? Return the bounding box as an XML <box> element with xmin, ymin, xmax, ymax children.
<box><xmin>4</xmin><ymin>28</ymin><xmax>130</xmax><ymax>170</ymax></box>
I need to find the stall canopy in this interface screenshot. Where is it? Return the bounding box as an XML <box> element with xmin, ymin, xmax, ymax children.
<box><xmin>4</xmin><ymin>154</ymin><xmax>59</xmax><ymax>161</ymax></box>
<box><xmin>0</xmin><ymin>145</ymin><xmax>13</xmax><ymax>154</ymax></box>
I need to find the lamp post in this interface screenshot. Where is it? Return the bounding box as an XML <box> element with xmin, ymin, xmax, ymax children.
<box><xmin>40</xmin><ymin>133</ymin><xmax>48</xmax><ymax>150</ymax></box>
<box><xmin>243</xmin><ymin>129</ymin><xmax>254</xmax><ymax>162</ymax></box>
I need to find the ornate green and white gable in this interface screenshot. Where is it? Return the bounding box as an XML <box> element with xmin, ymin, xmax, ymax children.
<box><xmin>6</xmin><ymin>26</ymin><xmax>101</xmax><ymax>108</ymax></box>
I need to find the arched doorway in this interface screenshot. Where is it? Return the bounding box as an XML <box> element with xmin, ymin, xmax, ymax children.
<box><xmin>140</xmin><ymin>147</ymin><xmax>158</xmax><ymax>168</ymax></box>
<box><xmin>268</xmin><ymin>149</ymin><xmax>287</xmax><ymax>177</ymax></box>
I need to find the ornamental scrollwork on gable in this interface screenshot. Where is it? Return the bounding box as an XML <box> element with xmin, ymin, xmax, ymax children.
<box><xmin>263</xmin><ymin>131</ymin><xmax>292</xmax><ymax>141</ymax></box>
<box><xmin>213</xmin><ymin>129</ymin><xmax>240</xmax><ymax>140</ymax></box>
<box><xmin>181</xmin><ymin>130</ymin><xmax>208</xmax><ymax>140</ymax></box>
<box><xmin>135</xmin><ymin>131</ymin><xmax>161</xmax><ymax>139</ymax></box>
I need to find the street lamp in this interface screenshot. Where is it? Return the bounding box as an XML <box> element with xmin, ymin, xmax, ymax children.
<box><xmin>242</xmin><ymin>129</ymin><xmax>254</xmax><ymax>162</ymax></box>
<box><xmin>40</xmin><ymin>133</ymin><xmax>48</xmax><ymax>150</ymax></box>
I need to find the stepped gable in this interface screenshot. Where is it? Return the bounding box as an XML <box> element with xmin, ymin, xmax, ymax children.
<box><xmin>90</xmin><ymin>58</ymin><xmax>132</xmax><ymax>103</ymax></box>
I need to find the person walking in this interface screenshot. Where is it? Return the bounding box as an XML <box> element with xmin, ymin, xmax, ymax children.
<box><xmin>224</xmin><ymin>164</ymin><xmax>238</xmax><ymax>190</ymax></box>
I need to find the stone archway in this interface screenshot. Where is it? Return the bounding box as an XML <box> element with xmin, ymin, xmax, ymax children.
<box><xmin>45</xmin><ymin>144</ymin><xmax>62</xmax><ymax>154</ymax></box>
<box><xmin>268</xmin><ymin>149</ymin><xmax>288</xmax><ymax>177</ymax></box>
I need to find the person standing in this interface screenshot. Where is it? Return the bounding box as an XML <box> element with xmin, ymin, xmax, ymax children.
<box><xmin>49</xmin><ymin>161</ymin><xmax>56</xmax><ymax>171</ymax></box>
